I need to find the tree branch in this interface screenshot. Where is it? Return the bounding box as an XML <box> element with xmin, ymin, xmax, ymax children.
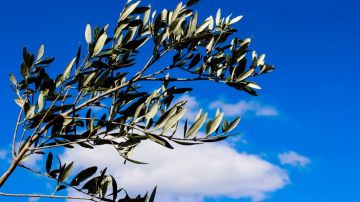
<box><xmin>139</xmin><ymin>77</ymin><xmax>225</xmax><ymax>83</ymax></box>
<box><xmin>0</xmin><ymin>192</ymin><xmax>95</xmax><ymax>201</ymax></box>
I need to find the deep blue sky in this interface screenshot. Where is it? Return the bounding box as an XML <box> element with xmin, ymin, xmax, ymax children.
<box><xmin>1</xmin><ymin>0</ymin><xmax>360</xmax><ymax>201</ymax></box>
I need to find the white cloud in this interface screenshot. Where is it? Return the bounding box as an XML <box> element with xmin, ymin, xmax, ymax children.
<box><xmin>278</xmin><ymin>151</ymin><xmax>310</xmax><ymax>168</ymax></box>
<box><xmin>209</xmin><ymin>100</ymin><xmax>278</xmax><ymax>117</ymax></box>
<box><xmin>62</xmin><ymin>141</ymin><xmax>288</xmax><ymax>202</ymax></box>
<box><xmin>0</xmin><ymin>149</ymin><xmax>7</xmax><ymax>160</ymax></box>
<box><xmin>62</xmin><ymin>95</ymin><xmax>287</xmax><ymax>201</ymax></box>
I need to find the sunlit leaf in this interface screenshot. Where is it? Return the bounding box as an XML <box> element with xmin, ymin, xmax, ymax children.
<box><xmin>85</xmin><ymin>24</ymin><xmax>92</xmax><ymax>44</ymax></box>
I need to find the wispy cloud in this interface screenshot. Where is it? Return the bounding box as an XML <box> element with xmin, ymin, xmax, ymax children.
<box><xmin>28</xmin><ymin>197</ymin><xmax>40</xmax><ymax>202</ymax></box>
<box><xmin>0</xmin><ymin>149</ymin><xmax>7</xmax><ymax>160</ymax></box>
<box><xmin>209</xmin><ymin>100</ymin><xmax>278</xmax><ymax>117</ymax></box>
<box><xmin>22</xmin><ymin>153</ymin><xmax>43</xmax><ymax>169</ymax></box>
<box><xmin>278</xmin><ymin>151</ymin><xmax>310</xmax><ymax>168</ymax></box>
<box><xmin>174</xmin><ymin>95</ymin><xmax>201</xmax><ymax>120</ymax></box>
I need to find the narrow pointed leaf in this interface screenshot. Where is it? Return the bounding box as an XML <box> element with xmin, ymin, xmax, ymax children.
<box><xmin>207</xmin><ymin>112</ymin><xmax>224</xmax><ymax>135</ymax></box>
<box><xmin>70</xmin><ymin>166</ymin><xmax>98</xmax><ymax>186</ymax></box>
<box><xmin>93</xmin><ymin>33</ymin><xmax>108</xmax><ymax>56</ymax></box>
<box><xmin>85</xmin><ymin>24</ymin><xmax>92</xmax><ymax>44</ymax></box>
<box><xmin>46</xmin><ymin>152</ymin><xmax>53</xmax><ymax>173</ymax></box>
<box><xmin>186</xmin><ymin>113</ymin><xmax>207</xmax><ymax>138</ymax></box>
<box><xmin>36</xmin><ymin>44</ymin><xmax>44</xmax><ymax>61</ymax></box>
<box><xmin>224</xmin><ymin>117</ymin><xmax>241</xmax><ymax>133</ymax></box>
<box><xmin>146</xmin><ymin>133</ymin><xmax>173</xmax><ymax>149</ymax></box>
<box><xmin>63</xmin><ymin>57</ymin><xmax>76</xmax><ymax>81</ymax></box>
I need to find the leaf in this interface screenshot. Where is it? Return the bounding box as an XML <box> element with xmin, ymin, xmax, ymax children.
<box><xmin>188</xmin><ymin>11</ymin><xmax>198</xmax><ymax>34</ymax></box>
<box><xmin>222</xmin><ymin>119</ymin><xmax>228</xmax><ymax>132</ymax></box>
<box><xmin>153</xmin><ymin>106</ymin><xmax>177</xmax><ymax>130</ymax></box>
<box><xmin>25</xmin><ymin>105</ymin><xmax>35</xmax><ymax>119</ymax></box>
<box><xmin>194</xmin><ymin>109</ymin><xmax>202</xmax><ymax>122</ymax></box>
<box><xmin>122</xmin><ymin>154</ymin><xmax>148</xmax><ymax>165</ymax></box>
<box><xmin>172</xmin><ymin>139</ymin><xmax>201</xmax><ymax>145</ymax></box>
<box><xmin>120</xmin><ymin>1</ymin><xmax>141</xmax><ymax>21</ymax></box>
<box><xmin>93</xmin><ymin>33</ymin><xmax>108</xmax><ymax>56</ymax></box>
<box><xmin>20</xmin><ymin>63</ymin><xmax>29</xmax><ymax>78</ymax></box>
<box><xmin>183</xmin><ymin>119</ymin><xmax>188</xmax><ymax>136</ymax></box>
<box><xmin>195</xmin><ymin>17</ymin><xmax>212</xmax><ymax>34</ymax></box>
<box><xmin>189</xmin><ymin>54</ymin><xmax>202</xmax><ymax>69</ymax></box>
<box><xmin>224</xmin><ymin>117</ymin><xmax>241</xmax><ymax>133</ymax></box>
<box><xmin>172</xmin><ymin>2</ymin><xmax>183</xmax><ymax>20</ymax></box>
<box><xmin>162</xmin><ymin>107</ymin><xmax>186</xmax><ymax>133</ymax></box>
<box><xmin>215</xmin><ymin>9</ymin><xmax>221</xmax><ymax>26</ymax></box>
<box><xmin>76</xmin><ymin>45</ymin><xmax>82</xmax><ymax>68</ymax></box>
<box><xmin>83</xmin><ymin>72</ymin><xmax>97</xmax><ymax>87</ymax></box>
<box><xmin>38</xmin><ymin>91</ymin><xmax>44</xmax><ymax>111</ymax></box>
<box><xmin>246</xmin><ymin>82</ymin><xmax>261</xmax><ymax>90</ymax></box>
<box><xmin>70</xmin><ymin>166</ymin><xmax>98</xmax><ymax>186</ymax></box>
<box><xmin>207</xmin><ymin>112</ymin><xmax>224</xmax><ymax>135</ymax></box>
<box><xmin>149</xmin><ymin>186</ymin><xmax>157</xmax><ymax>202</ymax></box>
<box><xmin>186</xmin><ymin>0</ymin><xmax>200</xmax><ymax>7</ymax></box>
<box><xmin>111</xmin><ymin>176</ymin><xmax>118</xmax><ymax>201</ymax></box>
<box><xmin>145</xmin><ymin>103</ymin><xmax>158</xmax><ymax>120</ymax></box>
<box><xmin>56</xmin><ymin>185</ymin><xmax>67</xmax><ymax>191</ymax></box>
<box><xmin>229</xmin><ymin>15</ymin><xmax>243</xmax><ymax>25</ymax></box>
<box><xmin>146</xmin><ymin>133</ymin><xmax>173</xmax><ymax>149</ymax></box>
<box><xmin>186</xmin><ymin>113</ymin><xmax>208</xmax><ymax>138</ymax></box>
<box><xmin>9</xmin><ymin>74</ymin><xmax>17</xmax><ymax>85</ymax></box>
<box><xmin>46</xmin><ymin>152</ymin><xmax>53</xmax><ymax>173</ymax></box>
<box><xmin>206</xmin><ymin>37</ymin><xmax>214</xmax><ymax>53</ymax></box>
<box><xmin>59</xmin><ymin>162</ymin><xmax>74</xmax><ymax>182</ymax></box>
<box><xmin>133</xmin><ymin>103</ymin><xmax>144</xmax><ymax>122</ymax></box>
<box><xmin>36</xmin><ymin>44</ymin><xmax>44</xmax><ymax>61</ymax></box>
<box><xmin>15</xmin><ymin>98</ymin><xmax>25</xmax><ymax>108</ymax></box>
<box><xmin>237</xmin><ymin>68</ymin><xmax>255</xmax><ymax>81</ymax></box>
<box><xmin>37</xmin><ymin>57</ymin><xmax>55</xmax><ymax>65</ymax></box>
<box><xmin>63</xmin><ymin>57</ymin><xmax>76</xmax><ymax>81</ymax></box>
<box><xmin>85</xmin><ymin>24</ymin><xmax>92</xmax><ymax>44</ymax></box>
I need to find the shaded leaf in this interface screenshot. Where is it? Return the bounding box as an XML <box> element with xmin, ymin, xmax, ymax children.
<box><xmin>224</xmin><ymin>117</ymin><xmax>241</xmax><ymax>133</ymax></box>
<box><xmin>58</xmin><ymin>162</ymin><xmax>73</xmax><ymax>183</ymax></box>
<box><xmin>149</xmin><ymin>186</ymin><xmax>157</xmax><ymax>202</ymax></box>
<box><xmin>146</xmin><ymin>133</ymin><xmax>173</xmax><ymax>149</ymax></box>
<box><xmin>70</xmin><ymin>166</ymin><xmax>98</xmax><ymax>186</ymax></box>
<box><xmin>46</xmin><ymin>152</ymin><xmax>53</xmax><ymax>173</ymax></box>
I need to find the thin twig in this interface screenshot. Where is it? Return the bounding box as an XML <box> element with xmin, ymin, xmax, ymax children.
<box><xmin>139</xmin><ymin>77</ymin><xmax>225</xmax><ymax>83</ymax></box>
<box><xmin>0</xmin><ymin>192</ymin><xmax>95</xmax><ymax>201</ymax></box>
<box><xmin>12</xmin><ymin>108</ymin><xmax>23</xmax><ymax>159</ymax></box>
<box><xmin>18</xmin><ymin>164</ymin><xmax>96</xmax><ymax>200</ymax></box>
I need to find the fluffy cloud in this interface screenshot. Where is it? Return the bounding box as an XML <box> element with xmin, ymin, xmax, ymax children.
<box><xmin>62</xmin><ymin>141</ymin><xmax>288</xmax><ymax>202</ymax></box>
<box><xmin>278</xmin><ymin>151</ymin><xmax>310</xmax><ymax>168</ymax></box>
<box><xmin>209</xmin><ymin>100</ymin><xmax>278</xmax><ymax>117</ymax></box>
<box><xmin>62</xmin><ymin>96</ymin><xmax>287</xmax><ymax>201</ymax></box>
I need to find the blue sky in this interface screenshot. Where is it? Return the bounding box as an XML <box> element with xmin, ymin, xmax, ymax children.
<box><xmin>1</xmin><ymin>0</ymin><xmax>360</xmax><ymax>201</ymax></box>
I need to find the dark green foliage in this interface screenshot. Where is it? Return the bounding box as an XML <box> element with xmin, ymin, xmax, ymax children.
<box><xmin>7</xmin><ymin>0</ymin><xmax>274</xmax><ymax>201</ymax></box>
